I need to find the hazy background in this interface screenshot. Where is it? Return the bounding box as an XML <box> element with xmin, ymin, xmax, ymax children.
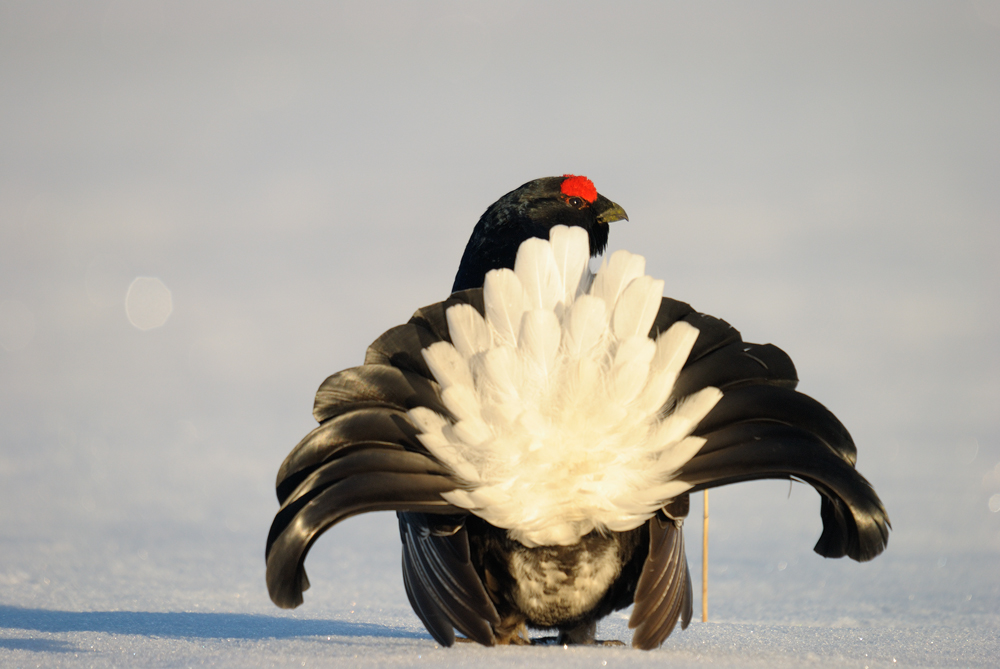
<box><xmin>1</xmin><ymin>0</ymin><xmax>998</xmax><ymax>662</ymax></box>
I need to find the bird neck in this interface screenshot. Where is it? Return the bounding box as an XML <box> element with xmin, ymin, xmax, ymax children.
<box><xmin>452</xmin><ymin>211</ymin><xmax>539</xmax><ymax>292</ymax></box>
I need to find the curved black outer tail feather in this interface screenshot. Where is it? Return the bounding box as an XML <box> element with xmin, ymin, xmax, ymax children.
<box><xmin>653</xmin><ymin>296</ymin><xmax>890</xmax><ymax>566</ymax></box>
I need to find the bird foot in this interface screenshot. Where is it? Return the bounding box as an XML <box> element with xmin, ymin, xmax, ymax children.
<box><xmin>530</xmin><ymin>636</ymin><xmax>624</xmax><ymax>647</ymax></box>
<box><xmin>527</xmin><ymin>621</ymin><xmax>624</xmax><ymax>646</ymax></box>
<box><xmin>494</xmin><ymin>621</ymin><xmax>532</xmax><ymax>645</ymax></box>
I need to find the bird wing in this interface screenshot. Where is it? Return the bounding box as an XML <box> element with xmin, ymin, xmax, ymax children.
<box><xmin>398</xmin><ymin>513</ymin><xmax>500</xmax><ymax>646</ymax></box>
<box><xmin>265</xmin><ymin>290</ymin><xmax>503</xmax><ymax>645</ymax></box>
<box><xmin>629</xmin><ymin>498</ymin><xmax>693</xmax><ymax>650</ymax></box>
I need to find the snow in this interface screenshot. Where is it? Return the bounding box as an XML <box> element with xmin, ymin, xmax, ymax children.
<box><xmin>1</xmin><ymin>1</ymin><xmax>998</xmax><ymax>667</ymax></box>
<box><xmin>3</xmin><ymin>475</ymin><xmax>997</xmax><ymax>666</ymax></box>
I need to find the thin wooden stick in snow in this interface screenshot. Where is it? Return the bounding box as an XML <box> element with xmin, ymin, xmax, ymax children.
<box><xmin>702</xmin><ymin>489</ymin><xmax>709</xmax><ymax>623</ymax></box>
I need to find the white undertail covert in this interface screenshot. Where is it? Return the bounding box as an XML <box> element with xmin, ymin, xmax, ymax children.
<box><xmin>408</xmin><ymin>226</ymin><xmax>722</xmax><ymax>547</ymax></box>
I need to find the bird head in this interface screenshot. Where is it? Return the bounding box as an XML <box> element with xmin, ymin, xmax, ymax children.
<box><xmin>451</xmin><ymin>175</ymin><xmax>628</xmax><ymax>292</ymax></box>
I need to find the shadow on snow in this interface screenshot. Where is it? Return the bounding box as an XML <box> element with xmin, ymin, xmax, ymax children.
<box><xmin>0</xmin><ymin>637</ymin><xmax>80</xmax><ymax>653</ymax></box>
<box><xmin>0</xmin><ymin>606</ymin><xmax>427</xmax><ymax>641</ymax></box>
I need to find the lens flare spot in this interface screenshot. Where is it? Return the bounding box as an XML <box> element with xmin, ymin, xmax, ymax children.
<box><xmin>125</xmin><ymin>277</ymin><xmax>173</xmax><ymax>330</ymax></box>
<box><xmin>989</xmin><ymin>494</ymin><xmax>1000</xmax><ymax>514</ymax></box>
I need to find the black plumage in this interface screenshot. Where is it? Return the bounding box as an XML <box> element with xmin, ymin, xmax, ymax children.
<box><xmin>451</xmin><ymin>176</ymin><xmax>626</xmax><ymax>292</ymax></box>
<box><xmin>265</xmin><ymin>175</ymin><xmax>889</xmax><ymax>648</ymax></box>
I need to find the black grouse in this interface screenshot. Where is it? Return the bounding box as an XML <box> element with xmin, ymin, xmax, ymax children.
<box><xmin>265</xmin><ymin>175</ymin><xmax>890</xmax><ymax>649</ymax></box>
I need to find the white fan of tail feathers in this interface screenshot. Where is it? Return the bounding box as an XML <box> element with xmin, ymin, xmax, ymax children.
<box><xmin>409</xmin><ymin>226</ymin><xmax>722</xmax><ymax>547</ymax></box>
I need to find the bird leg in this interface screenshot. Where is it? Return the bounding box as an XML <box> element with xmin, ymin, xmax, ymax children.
<box><xmin>549</xmin><ymin>621</ymin><xmax>624</xmax><ymax>647</ymax></box>
<box><xmin>558</xmin><ymin>621</ymin><xmax>596</xmax><ymax>645</ymax></box>
<box><xmin>493</xmin><ymin>619</ymin><xmax>532</xmax><ymax>645</ymax></box>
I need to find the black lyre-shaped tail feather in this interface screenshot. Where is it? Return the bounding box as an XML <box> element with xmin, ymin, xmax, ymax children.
<box><xmin>265</xmin><ymin>288</ymin><xmax>889</xmax><ymax>649</ymax></box>
<box><xmin>625</xmin><ymin>298</ymin><xmax>889</xmax><ymax>648</ymax></box>
<box><xmin>265</xmin><ymin>290</ymin><xmax>503</xmax><ymax>643</ymax></box>
<box><xmin>651</xmin><ymin>297</ymin><xmax>890</xmax><ymax>563</ymax></box>
<box><xmin>265</xmin><ymin>414</ymin><xmax>465</xmax><ymax>609</ymax></box>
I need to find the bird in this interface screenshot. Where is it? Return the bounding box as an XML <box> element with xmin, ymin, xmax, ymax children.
<box><xmin>265</xmin><ymin>175</ymin><xmax>890</xmax><ymax>649</ymax></box>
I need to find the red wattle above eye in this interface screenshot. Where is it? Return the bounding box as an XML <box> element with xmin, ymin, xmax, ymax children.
<box><xmin>560</xmin><ymin>175</ymin><xmax>597</xmax><ymax>203</ymax></box>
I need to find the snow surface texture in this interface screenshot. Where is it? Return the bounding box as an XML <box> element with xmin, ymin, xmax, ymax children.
<box><xmin>2</xmin><ymin>2</ymin><xmax>998</xmax><ymax>667</ymax></box>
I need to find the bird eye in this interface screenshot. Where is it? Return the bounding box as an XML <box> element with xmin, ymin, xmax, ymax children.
<box><xmin>568</xmin><ymin>197</ymin><xmax>583</xmax><ymax>207</ymax></box>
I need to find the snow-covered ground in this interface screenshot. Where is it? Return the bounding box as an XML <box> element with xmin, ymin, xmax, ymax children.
<box><xmin>3</xmin><ymin>500</ymin><xmax>998</xmax><ymax>667</ymax></box>
<box><xmin>2</xmin><ymin>2</ymin><xmax>998</xmax><ymax>666</ymax></box>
